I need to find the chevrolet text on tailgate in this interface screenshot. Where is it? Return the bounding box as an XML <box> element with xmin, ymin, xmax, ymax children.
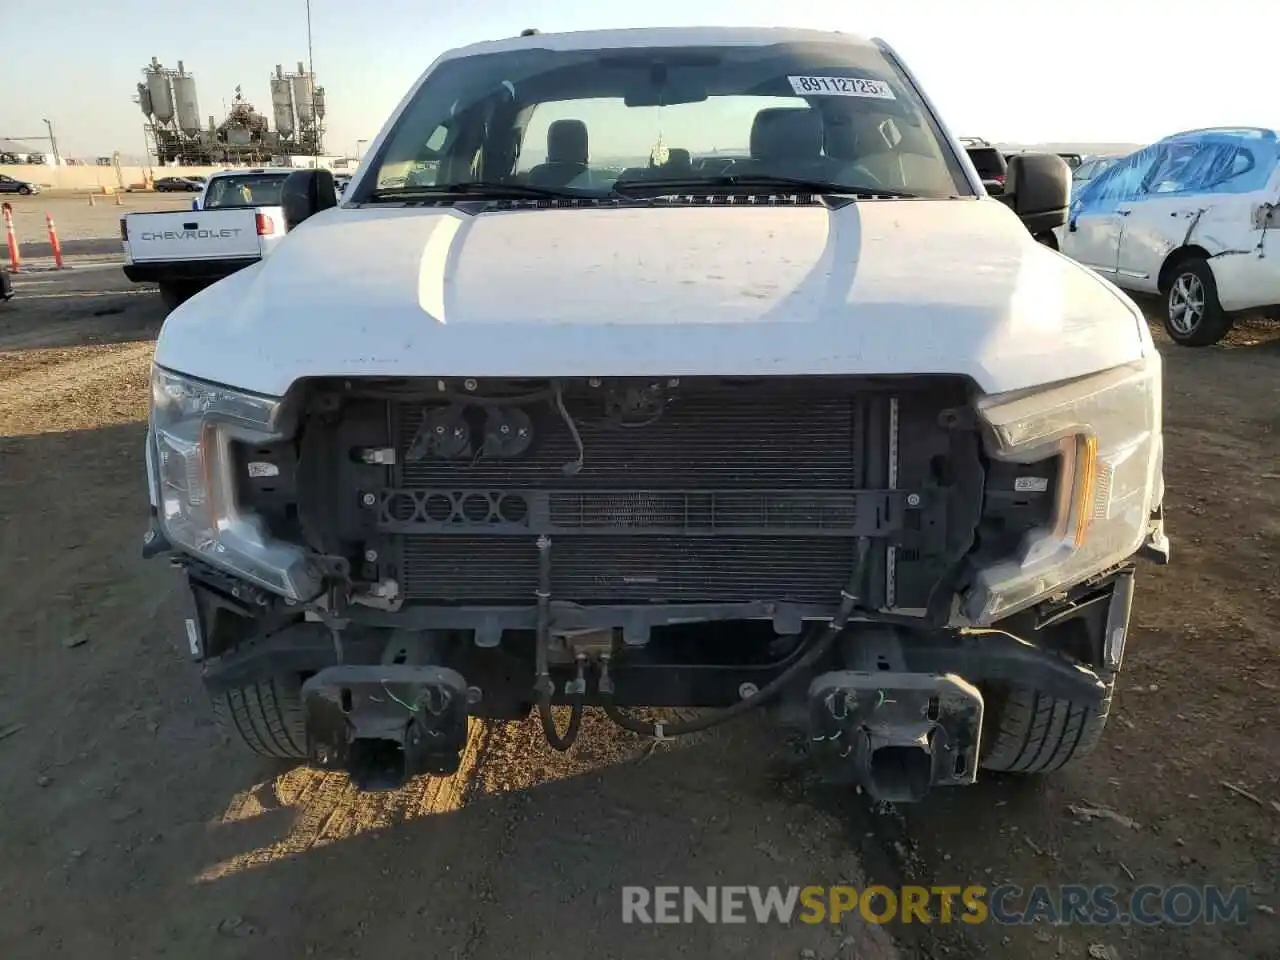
<box><xmin>143</xmin><ymin>26</ymin><xmax>1169</xmax><ymax>802</ymax></box>
<box><xmin>121</xmin><ymin>168</ymin><xmax>290</xmax><ymax>311</ymax></box>
<box><xmin>138</xmin><ymin>226</ymin><xmax>244</xmax><ymax>241</ymax></box>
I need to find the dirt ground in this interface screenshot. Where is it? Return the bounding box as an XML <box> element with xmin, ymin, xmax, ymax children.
<box><xmin>0</xmin><ymin>262</ymin><xmax>1275</xmax><ymax>960</ymax></box>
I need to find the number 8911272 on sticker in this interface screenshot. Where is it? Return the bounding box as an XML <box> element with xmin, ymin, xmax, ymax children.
<box><xmin>786</xmin><ymin>75</ymin><xmax>896</xmax><ymax>99</ymax></box>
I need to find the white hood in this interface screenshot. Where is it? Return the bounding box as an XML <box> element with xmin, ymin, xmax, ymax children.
<box><xmin>154</xmin><ymin>197</ymin><xmax>1148</xmax><ymax>397</ymax></box>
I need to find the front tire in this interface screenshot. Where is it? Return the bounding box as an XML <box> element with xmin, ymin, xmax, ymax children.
<box><xmin>211</xmin><ymin>678</ymin><xmax>308</xmax><ymax>760</ymax></box>
<box><xmin>980</xmin><ymin>673</ymin><xmax>1114</xmax><ymax>774</ymax></box>
<box><xmin>1163</xmin><ymin>257</ymin><xmax>1231</xmax><ymax>346</ymax></box>
<box><xmin>18</xmin><ymin>185</ymin><xmax>31</xmax><ymax>196</ymax></box>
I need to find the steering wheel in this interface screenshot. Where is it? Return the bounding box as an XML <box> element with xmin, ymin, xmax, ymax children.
<box><xmin>845</xmin><ymin>162</ymin><xmax>886</xmax><ymax>188</ymax></box>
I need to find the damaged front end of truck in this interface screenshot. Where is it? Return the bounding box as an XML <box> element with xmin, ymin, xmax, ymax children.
<box><xmin>143</xmin><ymin>361</ymin><xmax>1167</xmax><ymax>802</ymax></box>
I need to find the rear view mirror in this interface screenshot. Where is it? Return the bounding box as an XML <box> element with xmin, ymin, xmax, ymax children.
<box><xmin>1001</xmin><ymin>153</ymin><xmax>1070</xmax><ymax>235</ymax></box>
<box><xmin>623</xmin><ymin>86</ymin><xmax>708</xmax><ymax>107</ymax></box>
<box><xmin>281</xmin><ymin>169</ymin><xmax>338</xmax><ymax>232</ymax></box>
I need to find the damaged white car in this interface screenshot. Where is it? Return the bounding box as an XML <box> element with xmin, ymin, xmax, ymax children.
<box><xmin>1060</xmin><ymin>127</ymin><xmax>1280</xmax><ymax>346</ymax></box>
<box><xmin>143</xmin><ymin>26</ymin><xmax>1169</xmax><ymax>803</ymax></box>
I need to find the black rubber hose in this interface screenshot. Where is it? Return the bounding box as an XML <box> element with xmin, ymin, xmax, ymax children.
<box><xmin>602</xmin><ymin>537</ymin><xmax>871</xmax><ymax>741</ymax></box>
<box><xmin>531</xmin><ymin>532</ymin><xmax>585</xmax><ymax>751</ymax></box>
<box><xmin>538</xmin><ymin>694</ymin><xmax>585</xmax><ymax>751</ymax></box>
<box><xmin>602</xmin><ymin>622</ymin><xmax>840</xmax><ymax>738</ymax></box>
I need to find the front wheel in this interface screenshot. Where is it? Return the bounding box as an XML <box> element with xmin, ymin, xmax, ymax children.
<box><xmin>980</xmin><ymin>674</ymin><xmax>1114</xmax><ymax>775</ymax></box>
<box><xmin>17</xmin><ymin>185</ymin><xmax>31</xmax><ymax>196</ymax></box>
<box><xmin>1163</xmin><ymin>257</ymin><xmax>1231</xmax><ymax>346</ymax></box>
<box><xmin>211</xmin><ymin>678</ymin><xmax>308</xmax><ymax>760</ymax></box>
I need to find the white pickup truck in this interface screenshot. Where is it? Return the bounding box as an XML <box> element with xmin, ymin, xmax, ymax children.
<box><xmin>144</xmin><ymin>26</ymin><xmax>1170</xmax><ymax>803</ymax></box>
<box><xmin>122</xmin><ymin>168</ymin><xmax>291</xmax><ymax>309</ymax></box>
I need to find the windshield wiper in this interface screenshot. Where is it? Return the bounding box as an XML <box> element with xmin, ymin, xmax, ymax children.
<box><xmin>611</xmin><ymin>174</ymin><xmax>919</xmax><ymax>199</ymax></box>
<box><xmin>368</xmin><ymin>181</ymin><xmax>589</xmax><ymax>201</ymax></box>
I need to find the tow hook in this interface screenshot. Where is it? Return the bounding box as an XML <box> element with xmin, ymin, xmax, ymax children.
<box><xmin>302</xmin><ymin>664</ymin><xmax>470</xmax><ymax>791</ymax></box>
<box><xmin>807</xmin><ymin>672</ymin><xmax>984</xmax><ymax>803</ymax></box>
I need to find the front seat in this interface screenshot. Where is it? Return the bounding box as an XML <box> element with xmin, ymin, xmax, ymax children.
<box><xmin>826</xmin><ymin>112</ymin><xmax>949</xmax><ymax>192</ymax></box>
<box><xmin>661</xmin><ymin>148</ymin><xmax>694</xmax><ymax>175</ymax></box>
<box><xmin>526</xmin><ymin>119</ymin><xmax>589</xmax><ymax>187</ymax></box>
<box><xmin>747</xmin><ymin>108</ymin><xmax>826</xmax><ymax>176</ymax></box>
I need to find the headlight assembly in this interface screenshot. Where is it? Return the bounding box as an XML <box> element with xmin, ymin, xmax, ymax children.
<box><xmin>964</xmin><ymin>355</ymin><xmax>1163</xmax><ymax>623</ymax></box>
<box><xmin>148</xmin><ymin>365</ymin><xmax>320</xmax><ymax>601</ymax></box>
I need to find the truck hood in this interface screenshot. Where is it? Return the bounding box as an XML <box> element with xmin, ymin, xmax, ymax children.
<box><xmin>154</xmin><ymin>198</ymin><xmax>1148</xmax><ymax>396</ymax></box>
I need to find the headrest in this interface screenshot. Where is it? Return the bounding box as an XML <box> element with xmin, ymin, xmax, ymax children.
<box><xmin>663</xmin><ymin>148</ymin><xmax>692</xmax><ymax>172</ymax></box>
<box><xmin>826</xmin><ymin>111</ymin><xmax>928</xmax><ymax>158</ymax></box>
<box><xmin>750</xmin><ymin>108</ymin><xmax>823</xmax><ymax>162</ymax></box>
<box><xmin>547</xmin><ymin>119</ymin><xmax>588</xmax><ymax>164</ymax></box>
<box><xmin>824</xmin><ymin>115</ymin><xmax>865</xmax><ymax>159</ymax></box>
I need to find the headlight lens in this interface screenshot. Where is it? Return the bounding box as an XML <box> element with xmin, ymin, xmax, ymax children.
<box><xmin>964</xmin><ymin>356</ymin><xmax>1162</xmax><ymax>623</ymax></box>
<box><xmin>149</xmin><ymin>365</ymin><xmax>320</xmax><ymax>600</ymax></box>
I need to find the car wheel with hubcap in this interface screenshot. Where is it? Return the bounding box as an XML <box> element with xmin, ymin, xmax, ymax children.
<box><xmin>1163</xmin><ymin>257</ymin><xmax>1231</xmax><ymax>347</ymax></box>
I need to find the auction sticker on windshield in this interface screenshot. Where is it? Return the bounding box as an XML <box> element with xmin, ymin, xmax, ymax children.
<box><xmin>788</xmin><ymin>76</ymin><xmax>896</xmax><ymax>99</ymax></box>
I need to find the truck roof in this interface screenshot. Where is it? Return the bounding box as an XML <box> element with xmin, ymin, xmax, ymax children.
<box><xmin>443</xmin><ymin>26</ymin><xmax>878</xmax><ymax>62</ymax></box>
<box><xmin>206</xmin><ymin>168</ymin><xmax>297</xmax><ymax>180</ymax></box>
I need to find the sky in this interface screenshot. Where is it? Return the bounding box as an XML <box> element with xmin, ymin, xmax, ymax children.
<box><xmin>1</xmin><ymin>0</ymin><xmax>1270</xmax><ymax>159</ymax></box>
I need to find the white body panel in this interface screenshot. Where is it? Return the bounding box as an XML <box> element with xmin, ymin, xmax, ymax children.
<box><xmin>1113</xmin><ymin>194</ymin><xmax>1190</xmax><ymax>290</ymax></box>
<box><xmin>123</xmin><ymin>207</ymin><xmax>282</xmax><ymax>264</ymax></box>
<box><xmin>155</xmin><ymin>197</ymin><xmax>1148</xmax><ymax>397</ymax></box>
<box><xmin>1063</xmin><ymin>209</ymin><xmax>1124</xmax><ymax>278</ymax></box>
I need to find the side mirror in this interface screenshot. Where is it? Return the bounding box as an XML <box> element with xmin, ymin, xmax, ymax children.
<box><xmin>281</xmin><ymin>169</ymin><xmax>338</xmax><ymax>232</ymax></box>
<box><xmin>1001</xmin><ymin>153</ymin><xmax>1070</xmax><ymax>235</ymax></box>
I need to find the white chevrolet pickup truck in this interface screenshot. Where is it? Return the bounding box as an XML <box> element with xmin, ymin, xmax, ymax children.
<box><xmin>122</xmin><ymin>168</ymin><xmax>290</xmax><ymax>309</ymax></box>
<box><xmin>143</xmin><ymin>26</ymin><xmax>1170</xmax><ymax>802</ymax></box>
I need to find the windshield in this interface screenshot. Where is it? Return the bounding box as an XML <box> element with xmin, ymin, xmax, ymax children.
<box><xmin>203</xmin><ymin>173</ymin><xmax>289</xmax><ymax>209</ymax></box>
<box><xmin>363</xmin><ymin>41</ymin><xmax>970</xmax><ymax>199</ymax></box>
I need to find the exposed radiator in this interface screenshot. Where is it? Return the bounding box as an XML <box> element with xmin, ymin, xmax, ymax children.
<box><xmin>382</xmin><ymin>380</ymin><xmax>896</xmax><ymax>606</ymax></box>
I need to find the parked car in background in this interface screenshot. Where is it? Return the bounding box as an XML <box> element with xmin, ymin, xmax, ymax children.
<box><xmin>960</xmin><ymin>137</ymin><xmax>1007</xmax><ymax>194</ymax></box>
<box><xmin>154</xmin><ymin>176</ymin><xmax>204</xmax><ymax>193</ymax></box>
<box><xmin>334</xmin><ymin>174</ymin><xmax>352</xmax><ymax>195</ymax></box>
<box><xmin>1005</xmin><ymin>150</ymin><xmax>1085</xmax><ymax>170</ymax></box>
<box><xmin>1060</xmin><ymin>127</ymin><xmax>1280</xmax><ymax>346</ymax></box>
<box><xmin>1070</xmin><ymin>155</ymin><xmax>1122</xmax><ymax>199</ymax></box>
<box><xmin>0</xmin><ymin>173</ymin><xmax>39</xmax><ymax>195</ymax></box>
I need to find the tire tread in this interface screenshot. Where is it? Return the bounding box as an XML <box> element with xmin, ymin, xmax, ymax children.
<box><xmin>212</xmin><ymin>678</ymin><xmax>308</xmax><ymax>760</ymax></box>
<box><xmin>981</xmin><ymin>675</ymin><xmax>1114</xmax><ymax>774</ymax></box>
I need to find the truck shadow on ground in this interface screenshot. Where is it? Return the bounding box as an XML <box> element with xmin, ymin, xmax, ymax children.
<box><xmin>0</xmin><ymin>287</ymin><xmax>163</xmax><ymax>351</ymax></box>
